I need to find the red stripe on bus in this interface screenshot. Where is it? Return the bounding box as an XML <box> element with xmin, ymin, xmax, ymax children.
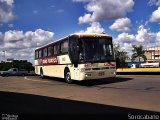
<box><xmin>37</xmin><ymin>56</ymin><xmax>58</xmax><ymax>65</ymax></box>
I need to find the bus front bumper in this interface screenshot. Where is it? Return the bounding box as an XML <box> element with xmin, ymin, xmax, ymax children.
<box><xmin>78</xmin><ymin>70</ymin><xmax>116</xmax><ymax>81</ymax></box>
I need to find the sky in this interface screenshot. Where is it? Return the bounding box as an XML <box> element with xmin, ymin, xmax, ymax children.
<box><xmin>0</xmin><ymin>0</ymin><xmax>160</xmax><ymax>64</ymax></box>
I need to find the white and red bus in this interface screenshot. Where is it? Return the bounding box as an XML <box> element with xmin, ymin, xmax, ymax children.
<box><xmin>35</xmin><ymin>33</ymin><xmax>116</xmax><ymax>83</ymax></box>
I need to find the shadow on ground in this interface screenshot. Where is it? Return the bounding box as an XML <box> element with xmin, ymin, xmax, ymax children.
<box><xmin>0</xmin><ymin>91</ymin><xmax>159</xmax><ymax>120</ymax></box>
<box><xmin>43</xmin><ymin>76</ymin><xmax>133</xmax><ymax>87</ymax></box>
<box><xmin>76</xmin><ymin>77</ymin><xmax>133</xmax><ymax>86</ymax></box>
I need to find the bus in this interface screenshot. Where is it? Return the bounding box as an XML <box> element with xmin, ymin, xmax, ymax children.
<box><xmin>35</xmin><ymin>33</ymin><xmax>116</xmax><ymax>83</ymax></box>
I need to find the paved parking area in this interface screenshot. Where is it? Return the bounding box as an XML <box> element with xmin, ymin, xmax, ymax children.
<box><xmin>0</xmin><ymin>75</ymin><xmax>160</xmax><ymax>116</ymax></box>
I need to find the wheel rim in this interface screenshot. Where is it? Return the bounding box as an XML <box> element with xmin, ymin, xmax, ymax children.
<box><xmin>41</xmin><ymin>73</ymin><xmax>43</xmax><ymax>77</ymax></box>
<box><xmin>40</xmin><ymin>69</ymin><xmax>43</xmax><ymax>78</ymax></box>
<box><xmin>65</xmin><ymin>71</ymin><xmax>72</xmax><ymax>83</ymax></box>
<box><xmin>66</xmin><ymin>72</ymin><xmax>71</xmax><ymax>81</ymax></box>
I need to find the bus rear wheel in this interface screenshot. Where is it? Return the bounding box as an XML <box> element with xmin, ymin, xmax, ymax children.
<box><xmin>64</xmin><ymin>69</ymin><xmax>73</xmax><ymax>84</ymax></box>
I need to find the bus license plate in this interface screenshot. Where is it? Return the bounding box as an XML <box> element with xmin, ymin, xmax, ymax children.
<box><xmin>99</xmin><ymin>72</ymin><xmax>105</xmax><ymax>76</ymax></box>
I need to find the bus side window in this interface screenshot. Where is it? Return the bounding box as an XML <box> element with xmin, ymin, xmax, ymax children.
<box><xmin>43</xmin><ymin>48</ymin><xmax>48</xmax><ymax>57</ymax></box>
<box><xmin>39</xmin><ymin>50</ymin><xmax>42</xmax><ymax>58</ymax></box>
<box><xmin>48</xmin><ymin>46</ymin><xmax>53</xmax><ymax>56</ymax></box>
<box><xmin>60</xmin><ymin>40</ymin><xmax>69</xmax><ymax>54</ymax></box>
<box><xmin>35</xmin><ymin>51</ymin><xmax>39</xmax><ymax>59</ymax></box>
<box><xmin>53</xmin><ymin>46</ymin><xmax>56</xmax><ymax>55</ymax></box>
<box><xmin>59</xmin><ymin>42</ymin><xmax>62</xmax><ymax>54</ymax></box>
<box><xmin>54</xmin><ymin>44</ymin><xmax>59</xmax><ymax>55</ymax></box>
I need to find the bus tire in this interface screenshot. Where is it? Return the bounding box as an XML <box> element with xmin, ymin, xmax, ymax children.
<box><xmin>64</xmin><ymin>69</ymin><xmax>73</xmax><ymax>84</ymax></box>
<box><xmin>40</xmin><ymin>68</ymin><xmax>44</xmax><ymax>78</ymax></box>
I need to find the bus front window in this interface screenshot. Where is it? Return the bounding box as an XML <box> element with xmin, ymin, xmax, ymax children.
<box><xmin>80</xmin><ymin>38</ymin><xmax>114</xmax><ymax>63</ymax></box>
<box><xmin>83</xmin><ymin>39</ymin><xmax>99</xmax><ymax>62</ymax></box>
<box><xmin>100</xmin><ymin>39</ymin><xmax>114</xmax><ymax>61</ymax></box>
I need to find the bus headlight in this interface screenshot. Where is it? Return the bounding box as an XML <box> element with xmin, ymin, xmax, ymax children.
<box><xmin>85</xmin><ymin>73</ymin><xmax>92</xmax><ymax>77</ymax></box>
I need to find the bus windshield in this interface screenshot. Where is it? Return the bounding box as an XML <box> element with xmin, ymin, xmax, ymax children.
<box><xmin>78</xmin><ymin>38</ymin><xmax>114</xmax><ymax>63</ymax></box>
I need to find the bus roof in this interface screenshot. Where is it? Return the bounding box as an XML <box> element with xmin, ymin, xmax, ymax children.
<box><xmin>35</xmin><ymin>33</ymin><xmax>112</xmax><ymax>50</ymax></box>
<box><xmin>71</xmin><ymin>32</ymin><xmax>111</xmax><ymax>38</ymax></box>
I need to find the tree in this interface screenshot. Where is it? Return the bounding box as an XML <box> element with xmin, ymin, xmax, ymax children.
<box><xmin>0</xmin><ymin>60</ymin><xmax>34</xmax><ymax>72</ymax></box>
<box><xmin>114</xmin><ymin>44</ymin><xmax>129</xmax><ymax>68</ymax></box>
<box><xmin>131</xmin><ymin>45</ymin><xmax>147</xmax><ymax>62</ymax></box>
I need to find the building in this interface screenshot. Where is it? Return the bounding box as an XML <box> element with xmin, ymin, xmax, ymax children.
<box><xmin>145</xmin><ymin>46</ymin><xmax>160</xmax><ymax>62</ymax></box>
<box><xmin>6</xmin><ymin>58</ymin><xmax>14</xmax><ymax>63</ymax></box>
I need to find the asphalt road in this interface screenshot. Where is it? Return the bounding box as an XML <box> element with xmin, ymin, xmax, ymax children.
<box><xmin>0</xmin><ymin>75</ymin><xmax>160</xmax><ymax>119</ymax></box>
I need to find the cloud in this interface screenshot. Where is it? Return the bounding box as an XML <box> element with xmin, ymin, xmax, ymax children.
<box><xmin>149</xmin><ymin>7</ymin><xmax>160</xmax><ymax>22</ymax></box>
<box><xmin>0</xmin><ymin>0</ymin><xmax>15</xmax><ymax>22</ymax></box>
<box><xmin>121</xmin><ymin>43</ymin><xmax>133</xmax><ymax>54</ymax></box>
<box><xmin>116</xmin><ymin>32</ymin><xmax>135</xmax><ymax>43</ymax></box>
<box><xmin>78</xmin><ymin>14</ymin><xmax>93</xmax><ymax>24</ymax></box>
<box><xmin>0</xmin><ymin>29</ymin><xmax>54</xmax><ymax>62</ymax></box>
<box><xmin>50</xmin><ymin>5</ymin><xmax>55</xmax><ymax>8</ymax></box>
<box><xmin>4</xmin><ymin>30</ymin><xmax>24</xmax><ymax>42</ymax></box>
<box><xmin>115</xmin><ymin>25</ymin><xmax>159</xmax><ymax>56</ymax></box>
<box><xmin>1</xmin><ymin>0</ymin><xmax>14</xmax><ymax>5</ymax></box>
<box><xmin>75</xmin><ymin>0</ymin><xmax>134</xmax><ymax>24</ymax></box>
<box><xmin>110</xmin><ymin>18</ymin><xmax>131</xmax><ymax>32</ymax></box>
<box><xmin>8</xmin><ymin>23</ymin><xmax>13</xmax><ymax>28</ymax></box>
<box><xmin>73</xmin><ymin>0</ymin><xmax>90</xmax><ymax>2</ymax></box>
<box><xmin>116</xmin><ymin>25</ymin><xmax>156</xmax><ymax>44</ymax></box>
<box><xmin>2</xmin><ymin>48</ymin><xmax>35</xmax><ymax>63</ymax></box>
<box><xmin>57</xmin><ymin>9</ymin><xmax>64</xmax><ymax>13</ymax></box>
<box><xmin>157</xmin><ymin>32</ymin><xmax>160</xmax><ymax>41</ymax></box>
<box><xmin>0</xmin><ymin>32</ymin><xmax>3</xmax><ymax>45</ymax></box>
<box><xmin>33</xmin><ymin>10</ymin><xmax>38</xmax><ymax>14</ymax></box>
<box><xmin>135</xmin><ymin>25</ymin><xmax>149</xmax><ymax>42</ymax></box>
<box><xmin>9</xmin><ymin>48</ymin><xmax>35</xmax><ymax>58</ymax></box>
<box><xmin>0</xmin><ymin>32</ymin><xmax>3</xmax><ymax>39</ymax></box>
<box><xmin>2</xmin><ymin>29</ymin><xmax>54</xmax><ymax>49</ymax></box>
<box><xmin>24</xmin><ymin>29</ymin><xmax>54</xmax><ymax>48</ymax></box>
<box><xmin>148</xmin><ymin>0</ymin><xmax>160</xmax><ymax>6</ymax></box>
<box><xmin>79</xmin><ymin>22</ymin><xmax>105</xmax><ymax>33</ymax></box>
<box><xmin>132</xmin><ymin>25</ymin><xmax>156</xmax><ymax>44</ymax></box>
<box><xmin>148</xmin><ymin>0</ymin><xmax>160</xmax><ymax>22</ymax></box>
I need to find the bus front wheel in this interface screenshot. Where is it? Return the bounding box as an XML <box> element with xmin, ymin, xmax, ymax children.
<box><xmin>64</xmin><ymin>69</ymin><xmax>73</xmax><ymax>84</ymax></box>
